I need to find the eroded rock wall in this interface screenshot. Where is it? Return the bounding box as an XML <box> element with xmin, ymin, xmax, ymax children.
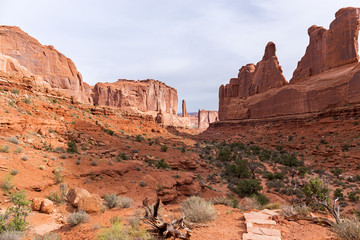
<box><xmin>291</xmin><ymin>7</ymin><xmax>360</xmax><ymax>82</ymax></box>
<box><xmin>0</xmin><ymin>26</ymin><xmax>92</xmax><ymax>103</ymax></box>
<box><xmin>219</xmin><ymin>7</ymin><xmax>360</xmax><ymax>121</ymax></box>
<box><xmin>198</xmin><ymin>110</ymin><xmax>219</xmax><ymax>130</ymax></box>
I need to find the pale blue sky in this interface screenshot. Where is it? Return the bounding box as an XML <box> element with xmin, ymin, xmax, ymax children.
<box><xmin>1</xmin><ymin>0</ymin><xmax>359</xmax><ymax>112</ymax></box>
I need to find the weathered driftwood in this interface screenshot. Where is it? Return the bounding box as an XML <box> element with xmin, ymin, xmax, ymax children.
<box><xmin>284</xmin><ymin>214</ymin><xmax>333</xmax><ymax>226</ymax></box>
<box><xmin>142</xmin><ymin>198</ymin><xmax>191</xmax><ymax>240</ymax></box>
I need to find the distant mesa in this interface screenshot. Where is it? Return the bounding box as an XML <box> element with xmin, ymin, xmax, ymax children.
<box><xmin>219</xmin><ymin>7</ymin><xmax>360</xmax><ymax>121</ymax></box>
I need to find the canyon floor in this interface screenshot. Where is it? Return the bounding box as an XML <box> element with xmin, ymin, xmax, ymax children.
<box><xmin>0</xmin><ymin>74</ymin><xmax>357</xmax><ymax>239</ymax></box>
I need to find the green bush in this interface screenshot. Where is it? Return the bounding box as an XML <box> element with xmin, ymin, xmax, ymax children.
<box><xmin>348</xmin><ymin>192</ymin><xmax>359</xmax><ymax>202</ymax></box>
<box><xmin>330</xmin><ymin>168</ymin><xmax>343</xmax><ymax>179</ymax></box>
<box><xmin>181</xmin><ymin>196</ymin><xmax>217</xmax><ymax>223</ymax></box>
<box><xmin>224</xmin><ymin>160</ymin><xmax>251</xmax><ymax>180</ymax></box>
<box><xmin>103</xmin><ymin>129</ymin><xmax>115</xmax><ymax>136</ymax></box>
<box><xmin>255</xmin><ymin>194</ymin><xmax>269</xmax><ymax>205</ymax></box>
<box><xmin>160</xmin><ymin>145</ymin><xmax>168</xmax><ymax>152</ymax></box>
<box><xmin>67</xmin><ymin>140</ymin><xmax>78</xmax><ymax>153</ymax></box>
<box><xmin>67</xmin><ymin>210</ymin><xmax>89</xmax><ymax>226</ymax></box>
<box><xmin>234</xmin><ymin>179</ymin><xmax>262</xmax><ymax>197</ymax></box>
<box><xmin>154</xmin><ymin>159</ymin><xmax>169</xmax><ymax>169</ymax></box>
<box><xmin>3</xmin><ymin>191</ymin><xmax>32</xmax><ymax>232</ymax></box>
<box><xmin>135</xmin><ymin>134</ymin><xmax>143</xmax><ymax>142</ymax></box>
<box><xmin>217</xmin><ymin>148</ymin><xmax>231</xmax><ymax>161</ymax></box>
<box><xmin>334</xmin><ymin>188</ymin><xmax>344</xmax><ymax>199</ymax></box>
<box><xmin>0</xmin><ymin>145</ymin><xmax>10</xmax><ymax>153</ymax></box>
<box><xmin>1</xmin><ymin>175</ymin><xmax>14</xmax><ymax>194</ymax></box>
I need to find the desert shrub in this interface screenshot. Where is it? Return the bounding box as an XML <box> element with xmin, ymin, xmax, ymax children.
<box><xmin>348</xmin><ymin>192</ymin><xmax>360</xmax><ymax>202</ymax></box>
<box><xmin>224</xmin><ymin>160</ymin><xmax>251</xmax><ymax>180</ymax></box>
<box><xmin>10</xmin><ymin>170</ymin><xmax>18</xmax><ymax>176</ymax></box>
<box><xmin>1</xmin><ymin>175</ymin><xmax>14</xmax><ymax>193</ymax></box>
<box><xmin>249</xmin><ymin>145</ymin><xmax>261</xmax><ymax>155</ymax></box>
<box><xmin>181</xmin><ymin>146</ymin><xmax>186</xmax><ymax>153</ymax></box>
<box><xmin>154</xmin><ymin>159</ymin><xmax>169</xmax><ymax>169</ymax></box>
<box><xmin>97</xmin><ymin>218</ymin><xmax>151</xmax><ymax>240</ymax></box>
<box><xmin>139</xmin><ymin>181</ymin><xmax>146</xmax><ymax>187</ymax></box>
<box><xmin>33</xmin><ymin>232</ymin><xmax>61</xmax><ymax>240</ymax></box>
<box><xmin>0</xmin><ymin>145</ymin><xmax>10</xmax><ymax>153</ymax></box>
<box><xmin>117</xmin><ymin>197</ymin><xmax>133</xmax><ymax>208</ymax></box>
<box><xmin>53</xmin><ymin>169</ymin><xmax>64</xmax><ymax>184</ymax></box>
<box><xmin>303</xmin><ymin>178</ymin><xmax>330</xmax><ymax>203</ymax></box>
<box><xmin>135</xmin><ymin>134</ymin><xmax>143</xmax><ymax>142</ymax></box>
<box><xmin>210</xmin><ymin>197</ymin><xmax>233</xmax><ymax>207</ymax></box>
<box><xmin>259</xmin><ymin>149</ymin><xmax>272</xmax><ymax>162</ymax></box>
<box><xmin>217</xmin><ymin>148</ymin><xmax>232</xmax><ymax>161</ymax></box>
<box><xmin>278</xmin><ymin>154</ymin><xmax>302</xmax><ymax>167</ymax></box>
<box><xmin>116</xmin><ymin>153</ymin><xmax>128</xmax><ymax>161</ymax></box>
<box><xmin>238</xmin><ymin>197</ymin><xmax>261</xmax><ymax>212</ymax></box>
<box><xmin>21</xmin><ymin>155</ymin><xmax>28</xmax><ymax>161</ymax></box>
<box><xmin>46</xmin><ymin>192</ymin><xmax>62</xmax><ymax>205</ymax></box>
<box><xmin>103</xmin><ymin>129</ymin><xmax>114</xmax><ymax>136</ymax></box>
<box><xmin>12</xmin><ymin>89</ymin><xmax>19</xmax><ymax>95</ymax></box>
<box><xmin>160</xmin><ymin>145</ymin><xmax>168</xmax><ymax>152</ymax></box>
<box><xmin>67</xmin><ymin>140</ymin><xmax>78</xmax><ymax>153</ymax></box>
<box><xmin>3</xmin><ymin>191</ymin><xmax>32</xmax><ymax>232</ymax></box>
<box><xmin>234</xmin><ymin>179</ymin><xmax>262</xmax><ymax>197</ymax></box>
<box><xmin>38</xmin><ymin>165</ymin><xmax>45</xmax><ymax>170</ymax></box>
<box><xmin>294</xmin><ymin>204</ymin><xmax>310</xmax><ymax>216</ymax></box>
<box><xmin>263</xmin><ymin>202</ymin><xmax>281</xmax><ymax>210</ymax></box>
<box><xmin>331</xmin><ymin>168</ymin><xmax>343</xmax><ymax>179</ymax></box>
<box><xmin>181</xmin><ymin>196</ymin><xmax>216</xmax><ymax>223</ymax></box>
<box><xmin>332</xmin><ymin>218</ymin><xmax>360</xmax><ymax>240</ymax></box>
<box><xmin>255</xmin><ymin>194</ymin><xmax>269</xmax><ymax>205</ymax></box>
<box><xmin>0</xmin><ymin>231</ymin><xmax>22</xmax><ymax>240</ymax></box>
<box><xmin>334</xmin><ymin>188</ymin><xmax>344</xmax><ymax>199</ymax></box>
<box><xmin>67</xmin><ymin>210</ymin><xmax>89</xmax><ymax>226</ymax></box>
<box><xmin>104</xmin><ymin>194</ymin><xmax>118</xmax><ymax>209</ymax></box>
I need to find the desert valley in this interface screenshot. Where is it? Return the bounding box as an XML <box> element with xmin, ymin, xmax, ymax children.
<box><xmin>0</xmin><ymin>5</ymin><xmax>360</xmax><ymax>240</ymax></box>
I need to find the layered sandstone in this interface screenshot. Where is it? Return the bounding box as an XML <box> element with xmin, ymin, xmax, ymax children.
<box><xmin>91</xmin><ymin>79</ymin><xmax>177</xmax><ymax>115</ymax></box>
<box><xmin>182</xmin><ymin>100</ymin><xmax>188</xmax><ymax>117</ymax></box>
<box><xmin>291</xmin><ymin>8</ymin><xmax>360</xmax><ymax>82</ymax></box>
<box><xmin>198</xmin><ymin>110</ymin><xmax>219</xmax><ymax>130</ymax></box>
<box><xmin>219</xmin><ymin>42</ymin><xmax>287</xmax><ymax>100</ymax></box>
<box><xmin>0</xmin><ymin>26</ymin><xmax>92</xmax><ymax>103</ymax></box>
<box><xmin>219</xmin><ymin>7</ymin><xmax>360</xmax><ymax>121</ymax></box>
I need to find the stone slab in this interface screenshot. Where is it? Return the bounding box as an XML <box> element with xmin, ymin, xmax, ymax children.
<box><xmin>246</xmin><ymin>219</ymin><xmax>277</xmax><ymax>225</ymax></box>
<box><xmin>247</xmin><ymin>227</ymin><xmax>281</xmax><ymax>237</ymax></box>
<box><xmin>243</xmin><ymin>233</ymin><xmax>281</xmax><ymax>240</ymax></box>
<box><xmin>244</xmin><ymin>212</ymin><xmax>271</xmax><ymax>220</ymax></box>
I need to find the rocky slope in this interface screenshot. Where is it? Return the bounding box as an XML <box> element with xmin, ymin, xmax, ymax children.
<box><xmin>219</xmin><ymin>7</ymin><xmax>360</xmax><ymax>121</ymax></box>
<box><xmin>0</xmin><ymin>26</ymin><xmax>189</xmax><ymax>127</ymax></box>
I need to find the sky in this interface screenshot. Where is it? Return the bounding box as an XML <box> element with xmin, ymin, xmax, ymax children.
<box><xmin>0</xmin><ymin>0</ymin><xmax>359</xmax><ymax>112</ymax></box>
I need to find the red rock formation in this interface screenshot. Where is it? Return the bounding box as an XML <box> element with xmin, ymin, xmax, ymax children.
<box><xmin>291</xmin><ymin>7</ymin><xmax>360</xmax><ymax>82</ymax></box>
<box><xmin>198</xmin><ymin>110</ymin><xmax>218</xmax><ymax>130</ymax></box>
<box><xmin>91</xmin><ymin>79</ymin><xmax>177</xmax><ymax>115</ymax></box>
<box><xmin>0</xmin><ymin>26</ymin><xmax>91</xmax><ymax>103</ymax></box>
<box><xmin>219</xmin><ymin>42</ymin><xmax>287</xmax><ymax>100</ymax></box>
<box><xmin>182</xmin><ymin>100</ymin><xmax>188</xmax><ymax>117</ymax></box>
<box><xmin>219</xmin><ymin>7</ymin><xmax>360</xmax><ymax>121</ymax></box>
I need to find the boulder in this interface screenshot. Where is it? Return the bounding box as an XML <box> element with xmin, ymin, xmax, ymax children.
<box><xmin>31</xmin><ymin>198</ymin><xmax>42</xmax><ymax>211</ymax></box>
<box><xmin>67</xmin><ymin>187</ymin><xmax>92</xmax><ymax>207</ymax></box>
<box><xmin>40</xmin><ymin>199</ymin><xmax>54</xmax><ymax>214</ymax></box>
<box><xmin>78</xmin><ymin>194</ymin><xmax>102</xmax><ymax>213</ymax></box>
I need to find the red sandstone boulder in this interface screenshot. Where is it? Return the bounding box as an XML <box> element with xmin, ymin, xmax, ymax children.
<box><xmin>78</xmin><ymin>194</ymin><xmax>102</xmax><ymax>213</ymax></box>
<box><xmin>67</xmin><ymin>187</ymin><xmax>92</xmax><ymax>207</ymax></box>
<box><xmin>40</xmin><ymin>199</ymin><xmax>54</xmax><ymax>214</ymax></box>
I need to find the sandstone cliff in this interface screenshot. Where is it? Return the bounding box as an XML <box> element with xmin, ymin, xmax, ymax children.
<box><xmin>291</xmin><ymin>8</ymin><xmax>360</xmax><ymax>82</ymax></box>
<box><xmin>219</xmin><ymin>7</ymin><xmax>360</xmax><ymax>121</ymax></box>
<box><xmin>91</xmin><ymin>79</ymin><xmax>177</xmax><ymax>115</ymax></box>
<box><xmin>219</xmin><ymin>42</ymin><xmax>287</xmax><ymax>100</ymax></box>
<box><xmin>0</xmin><ymin>26</ymin><xmax>92</xmax><ymax>103</ymax></box>
<box><xmin>198</xmin><ymin>110</ymin><xmax>219</xmax><ymax>130</ymax></box>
